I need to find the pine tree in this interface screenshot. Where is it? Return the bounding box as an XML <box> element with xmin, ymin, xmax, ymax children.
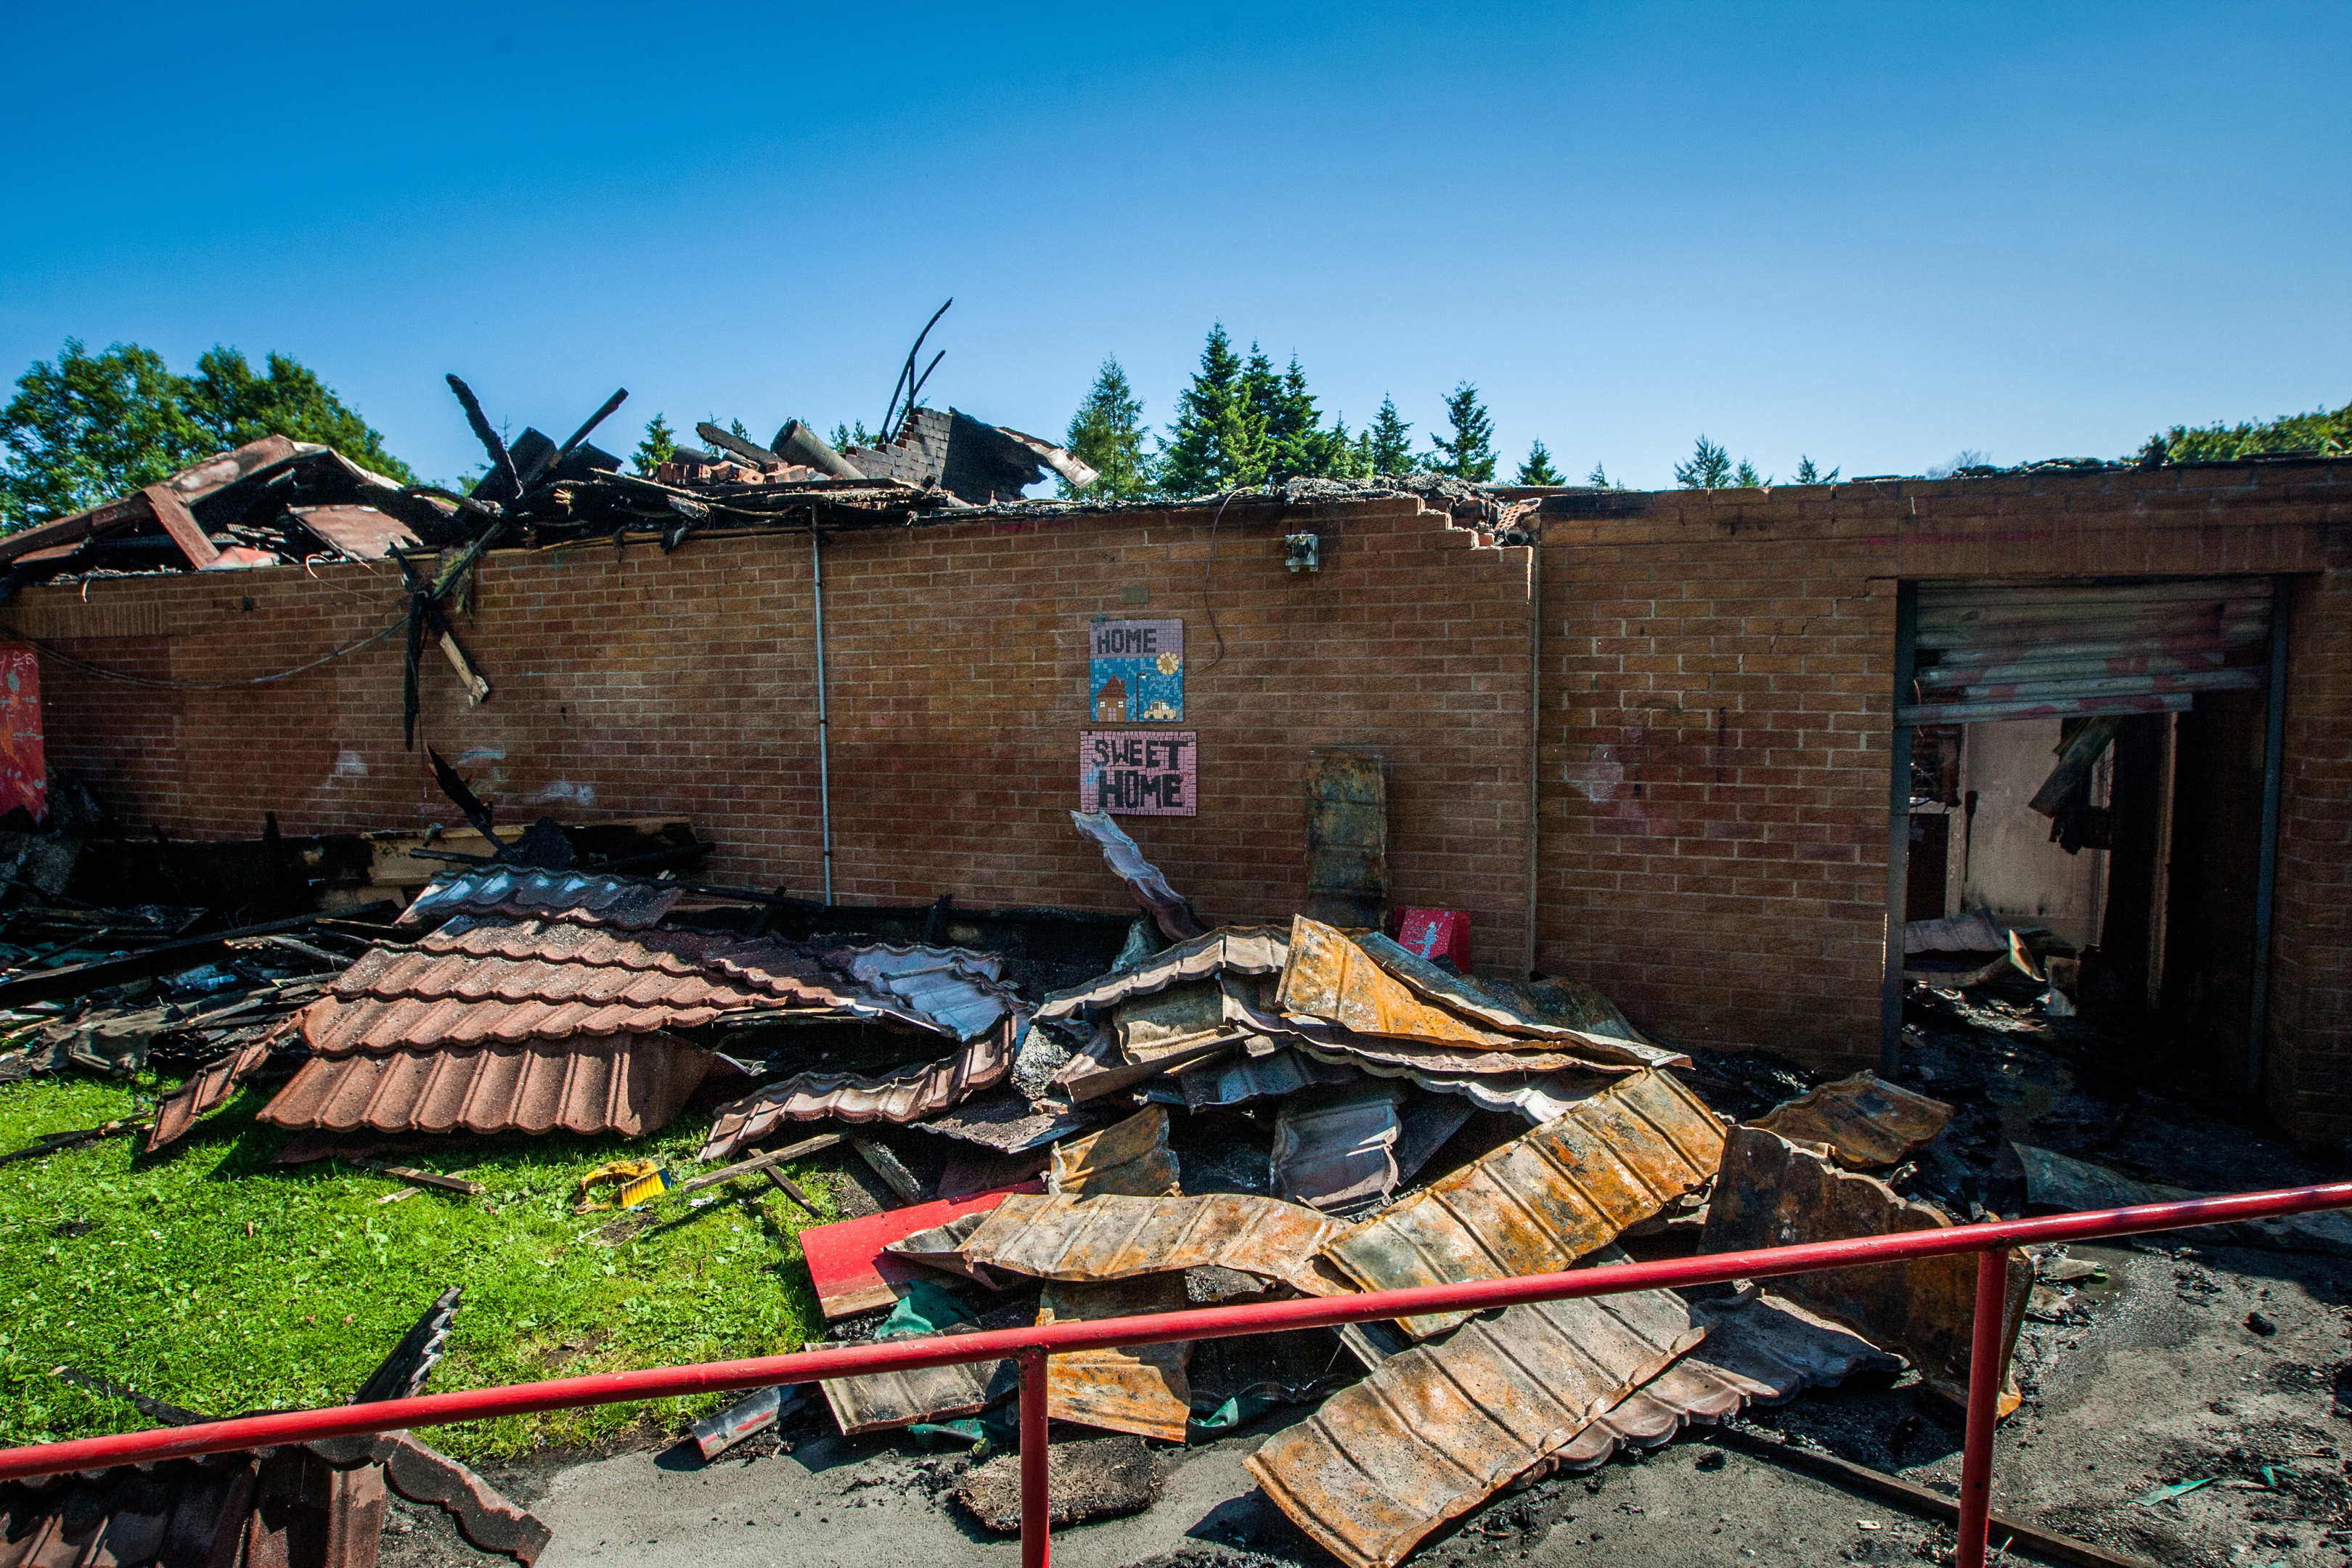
<box><xmin>1586</xmin><ymin>461</ymin><xmax>1617</xmax><ymax>489</ymax></box>
<box><xmin>1359</xmin><ymin>395</ymin><xmax>1416</xmax><ymax>478</ymax></box>
<box><xmin>632</xmin><ymin>414</ymin><xmax>677</xmax><ymax>475</ymax></box>
<box><xmin>1674</xmin><ymin>435</ymin><xmax>1733</xmax><ymax>489</ymax></box>
<box><xmin>1733</xmin><ymin>458</ymin><xmax>1763</xmax><ymax>488</ymax></box>
<box><xmin>829</xmin><ymin>420</ymin><xmax>877</xmax><ymax>452</ymax></box>
<box><xmin>1249</xmin><ymin>351</ymin><xmax>1353</xmax><ymax>482</ymax></box>
<box><xmin>1426</xmin><ymin>382</ymin><xmax>1497</xmax><ymax>481</ymax></box>
<box><xmin>1794</xmin><ymin>456</ymin><xmax>1840</xmax><ymax>484</ymax></box>
<box><xmin>1062</xmin><ymin>357</ymin><xmax>1153</xmax><ymax>499</ymax></box>
<box><xmin>1157</xmin><ymin>324</ymin><xmax>1270</xmax><ymax>497</ymax></box>
<box><xmin>1514</xmin><ymin>440</ymin><xmax>1564</xmax><ymax>486</ymax></box>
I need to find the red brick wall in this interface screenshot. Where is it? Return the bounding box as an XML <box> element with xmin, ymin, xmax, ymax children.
<box><xmin>23</xmin><ymin>463</ymin><xmax>2352</xmax><ymax>1138</ymax></box>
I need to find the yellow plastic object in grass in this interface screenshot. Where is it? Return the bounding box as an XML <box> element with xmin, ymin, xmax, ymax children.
<box><xmin>573</xmin><ymin>1159</ymin><xmax>661</xmax><ymax>1213</ymax></box>
<box><xmin>618</xmin><ymin>1167</ymin><xmax>673</xmax><ymax>1208</ymax></box>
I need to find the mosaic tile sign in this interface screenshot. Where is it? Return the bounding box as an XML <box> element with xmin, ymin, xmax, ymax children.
<box><xmin>1080</xmin><ymin>730</ymin><xmax>1198</xmax><ymax>817</ymax></box>
<box><xmin>1088</xmin><ymin>618</ymin><xmax>1184</xmax><ymax>722</ymax></box>
<box><xmin>0</xmin><ymin>645</ymin><xmax>44</xmax><ymax>822</ymax></box>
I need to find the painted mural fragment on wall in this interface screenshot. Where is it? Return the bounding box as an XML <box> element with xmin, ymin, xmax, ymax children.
<box><xmin>1080</xmin><ymin>730</ymin><xmax>1197</xmax><ymax>817</ymax></box>
<box><xmin>0</xmin><ymin>645</ymin><xmax>44</xmax><ymax>822</ymax></box>
<box><xmin>1090</xmin><ymin>618</ymin><xmax>1183</xmax><ymax>722</ymax></box>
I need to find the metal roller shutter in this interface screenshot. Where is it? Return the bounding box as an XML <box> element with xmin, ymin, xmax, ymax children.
<box><xmin>1902</xmin><ymin>578</ymin><xmax>2274</xmax><ymax>725</ymax></box>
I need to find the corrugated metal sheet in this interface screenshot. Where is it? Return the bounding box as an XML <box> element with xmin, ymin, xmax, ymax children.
<box><xmin>1071</xmin><ymin>809</ymin><xmax>1204</xmax><ymax>942</ymax></box>
<box><xmin>1354</xmin><ymin>933</ymin><xmax>1677</xmax><ymax>1069</ymax></box>
<box><xmin>1033</xmin><ymin>927</ymin><xmax>1289</xmax><ymax>1023</ymax></box>
<box><xmin>1749</xmin><ymin>1071</ymin><xmax>1954</xmax><ymax>1170</ymax></box>
<box><xmin>1169</xmin><ymin>1048</ymin><xmax>1360</xmax><ymax>1109</ymax></box>
<box><xmin>1530</xmin><ymin>1289</ymin><xmax>1902</xmax><ymax>1477</ymax></box>
<box><xmin>1398</xmin><ymin>1066</ymin><xmax>1613</xmax><ymax>1126</ymax></box>
<box><xmin>144</xmin><ymin>1018</ymin><xmax>296</xmax><ymax>1151</ymax></box>
<box><xmin>1271</xmin><ymin>1082</ymin><xmax>1402</xmax><ymax>1210</ymax></box>
<box><xmin>257</xmin><ymin>1034</ymin><xmax>714</xmax><ymax>1138</ymax></box>
<box><xmin>1278</xmin><ymin>917</ymin><xmax>1522</xmax><ymax>1048</ymax></box>
<box><xmin>822</xmin><ymin>1357</ymin><xmax>1016</xmax><ymax>1436</ymax></box>
<box><xmin>398</xmin><ymin>868</ymin><xmax>685</xmax><ymax>930</ymax></box>
<box><xmin>427</xmin><ymin>919</ymin><xmax>864</xmax><ymax>1008</ymax></box>
<box><xmin>952</xmin><ymin>1193</ymin><xmax>1349</xmax><ymax>1296</ymax></box>
<box><xmin>1281</xmin><ymin>1022</ymin><xmax>1649</xmax><ymax>1079</ymax></box>
<box><xmin>1318</xmin><ymin>1069</ymin><xmax>1727</xmax><ymax>1337</ymax></box>
<box><xmin>1906</xmin><ymin>577</ymin><xmax>2274</xmax><ymax>725</ymax></box>
<box><xmin>1245</xmin><ymin>1288</ymin><xmax>1704</xmax><ymax>1568</ymax></box>
<box><xmin>827</xmin><ymin>944</ymin><xmax>1014</xmax><ymax>1041</ymax></box>
<box><xmin>1699</xmin><ymin>1127</ymin><xmax>2030</xmax><ymax>1414</ymax></box>
<box><xmin>1039</xmin><ymin>1275</ymin><xmax>1193</xmax><ymax>1442</ymax></box>
<box><xmin>698</xmin><ymin>1016</ymin><xmax>1018</xmax><ymax>1159</ymax></box>
<box><xmin>802</xmin><ymin>1185</ymin><xmax>1037</xmax><ymax>1319</ymax></box>
<box><xmin>1047</xmin><ymin>1104</ymin><xmax>1180</xmax><ymax>1196</ymax></box>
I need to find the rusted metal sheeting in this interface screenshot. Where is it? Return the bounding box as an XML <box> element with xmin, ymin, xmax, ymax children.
<box><xmin>828</xmin><ymin>944</ymin><xmax>1015</xmax><ymax>1042</ymax></box>
<box><xmin>1246</xmin><ymin>1288</ymin><xmax>1702</xmax><ymax>1568</ymax></box>
<box><xmin>1033</xmin><ymin>927</ymin><xmax>1289</xmax><ymax>1023</ymax></box>
<box><xmin>1040</xmin><ymin>1275</ymin><xmax>1193</xmax><ymax>1442</ymax></box>
<box><xmin>1750</xmin><ymin>1071</ymin><xmax>1955</xmax><ymax>1169</ymax></box>
<box><xmin>144</xmin><ymin>1018</ymin><xmax>295</xmax><ymax>1151</ymax></box>
<box><xmin>422</xmin><ymin>919</ymin><xmax>865</xmax><ymax>1008</ymax></box>
<box><xmin>1532</xmin><ymin>1289</ymin><xmax>1901</xmax><ymax>1477</ymax></box>
<box><xmin>822</xmin><ymin>1357</ymin><xmax>1016</xmax><ymax>1436</ymax></box>
<box><xmin>955</xmin><ymin>1193</ymin><xmax>1349</xmax><ymax>1296</ymax></box>
<box><xmin>1354</xmin><ymin>932</ymin><xmax>1679</xmax><ymax>1069</ymax></box>
<box><xmin>698</xmin><ymin>1016</ymin><xmax>1017</xmax><ymax>1159</ymax></box>
<box><xmin>258</xmin><ymin>1034</ymin><xmax>714</xmax><ymax>1139</ymax></box>
<box><xmin>1319</xmin><ymin>1069</ymin><xmax>1726</xmax><ymax>1337</ymax></box>
<box><xmin>1401</xmin><ymin>1066</ymin><xmax>1612</xmax><ymax>1126</ymax></box>
<box><xmin>292</xmin><ymin>503</ymin><xmax>421</xmax><ymax>559</ymax></box>
<box><xmin>1272</xmin><ymin>1081</ymin><xmax>1402</xmax><ymax>1210</ymax></box>
<box><xmin>1282</xmin><ymin>1024</ymin><xmax>1639</xmax><ymax>1079</ymax></box>
<box><xmin>306</xmin><ymin>956</ymin><xmax>776</xmax><ymax>1050</ymax></box>
<box><xmin>1169</xmin><ymin>1047</ymin><xmax>1359</xmax><ymax>1109</ymax></box>
<box><xmin>1115</xmin><ymin>975</ymin><xmax>1254</xmax><ymax>1061</ymax></box>
<box><xmin>1048</xmin><ymin>1104</ymin><xmax>1180</xmax><ymax>1196</ymax></box>
<box><xmin>905</xmin><ymin>1087</ymin><xmax>1100</xmax><ymax>1153</ymax></box>
<box><xmin>1278</xmin><ymin>917</ymin><xmax>1523</xmax><ymax>1048</ymax></box>
<box><xmin>399</xmin><ymin>868</ymin><xmax>685</xmax><ymax>930</ymax></box>
<box><xmin>1700</xmin><ymin>1127</ymin><xmax>2030</xmax><ymax>1414</ymax></box>
<box><xmin>1071</xmin><ymin>809</ymin><xmax>1204</xmax><ymax>942</ymax></box>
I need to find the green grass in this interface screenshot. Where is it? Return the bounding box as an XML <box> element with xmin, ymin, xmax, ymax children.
<box><xmin>0</xmin><ymin>1071</ymin><xmax>833</xmax><ymax>1463</ymax></box>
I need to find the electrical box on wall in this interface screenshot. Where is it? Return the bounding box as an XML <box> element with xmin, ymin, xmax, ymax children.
<box><xmin>1283</xmin><ymin>533</ymin><xmax>1320</xmax><ymax>573</ymax></box>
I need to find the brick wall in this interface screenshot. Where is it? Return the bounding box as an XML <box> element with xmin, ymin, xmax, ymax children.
<box><xmin>23</xmin><ymin>462</ymin><xmax>2352</xmax><ymax>1139</ymax></box>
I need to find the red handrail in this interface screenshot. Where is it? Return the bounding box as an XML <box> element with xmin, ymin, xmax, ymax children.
<box><xmin>4</xmin><ymin>1180</ymin><xmax>2347</xmax><ymax>1568</ymax></box>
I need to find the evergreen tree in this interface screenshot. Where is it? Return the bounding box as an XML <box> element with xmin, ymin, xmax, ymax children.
<box><xmin>1793</xmin><ymin>456</ymin><xmax>1841</xmax><ymax>484</ymax></box>
<box><xmin>1733</xmin><ymin>458</ymin><xmax>1763</xmax><ymax>488</ymax></box>
<box><xmin>2139</xmin><ymin>396</ymin><xmax>2351</xmax><ymax>464</ymax></box>
<box><xmin>1514</xmin><ymin>440</ymin><xmax>1564</xmax><ymax>486</ymax></box>
<box><xmin>1157</xmin><ymin>324</ymin><xmax>1270</xmax><ymax>497</ymax></box>
<box><xmin>1</xmin><ymin>338</ymin><xmax>415</xmax><ymax>529</ymax></box>
<box><xmin>1586</xmin><ymin>461</ymin><xmax>1620</xmax><ymax>489</ymax></box>
<box><xmin>632</xmin><ymin>413</ymin><xmax>677</xmax><ymax>475</ymax></box>
<box><xmin>830</xmin><ymin>420</ymin><xmax>877</xmax><ymax>452</ymax></box>
<box><xmin>1358</xmin><ymin>395</ymin><xmax>1416</xmax><ymax>478</ymax></box>
<box><xmin>1062</xmin><ymin>356</ymin><xmax>1153</xmax><ymax>499</ymax></box>
<box><xmin>1426</xmin><ymin>382</ymin><xmax>1497</xmax><ymax>481</ymax></box>
<box><xmin>1674</xmin><ymin>435</ymin><xmax>1734</xmax><ymax>489</ymax></box>
<box><xmin>1246</xmin><ymin>351</ymin><xmax>1355</xmax><ymax>482</ymax></box>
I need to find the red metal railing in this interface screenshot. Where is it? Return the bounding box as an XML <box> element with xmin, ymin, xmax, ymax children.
<box><xmin>3</xmin><ymin>1182</ymin><xmax>2348</xmax><ymax>1568</ymax></box>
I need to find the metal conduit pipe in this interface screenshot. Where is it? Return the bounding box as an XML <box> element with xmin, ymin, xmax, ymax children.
<box><xmin>812</xmin><ymin>518</ymin><xmax>835</xmax><ymax>905</ymax></box>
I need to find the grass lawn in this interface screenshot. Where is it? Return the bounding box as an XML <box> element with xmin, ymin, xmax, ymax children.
<box><xmin>0</xmin><ymin>1069</ymin><xmax>833</xmax><ymax>1464</ymax></box>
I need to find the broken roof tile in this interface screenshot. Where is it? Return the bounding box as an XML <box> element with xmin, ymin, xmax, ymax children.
<box><xmin>1318</xmin><ymin>1067</ymin><xmax>1726</xmax><ymax>1337</ymax></box>
<box><xmin>256</xmin><ymin>1034</ymin><xmax>714</xmax><ymax>1139</ymax></box>
<box><xmin>1047</xmin><ymin>1105</ymin><xmax>1180</xmax><ymax>1197</ymax></box>
<box><xmin>1038</xmin><ymin>1275</ymin><xmax>1193</xmax><ymax>1442</ymax></box>
<box><xmin>698</xmin><ymin>1017</ymin><xmax>1020</xmax><ymax>1159</ymax></box>
<box><xmin>398</xmin><ymin>868</ymin><xmax>685</xmax><ymax>931</ymax></box>
<box><xmin>1353</xmin><ymin>931</ymin><xmax>1678</xmax><ymax>1069</ymax></box>
<box><xmin>827</xmin><ymin>943</ymin><xmax>1015</xmax><ymax>1041</ymax></box>
<box><xmin>1034</xmin><ymin>927</ymin><xmax>1289</xmax><ymax>1022</ymax></box>
<box><xmin>1270</xmin><ymin>1081</ymin><xmax>1403</xmax><ymax>1212</ymax></box>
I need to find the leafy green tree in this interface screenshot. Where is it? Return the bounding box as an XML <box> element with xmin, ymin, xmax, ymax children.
<box><xmin>184</xmin><ymin>348</ymin><xmax>414</xmax><ymax>482</ymax></box>
<box><xmin>0</xmin><ymin>340</ymin><xmax>204</xmax><ymax>527</ymax></box>
<box><xmin>1062</xmin><ymin>357</ymin><xmax>1154</xmax><ymax>499</ymax></box>
<box><xmin>1794</xmin><ymin>456</ymin><xmax>1840</xmax><ymax>483</ymax></box>
<box><xmin>1674</xmin><ymin>435</ymin><xmax>1733</xmax><ymax>489</ymax></box>
<box><xmin>1157</xmin><ymin>324</ymin><xmax>1270</xmax><ymax>497</ymax></box>
<box><xmin>633</xmin><ymin>413</ymin><xmax>677</xmax><ymax>475</ymax></box>
<box><xmin>1426</xmin><ymin>382</ymin><xmax>1497</xmax><ymax>481</ymax></box>
<box><xmin>1357</xmin><ymin>396</ymin><xmax>1416</xmax><ymax>478</ymax></box>
<box><xmin>1514</xmin><ymin>440</ymin><xmax>1564</xmax><ymax>486</ymax></box>
<box><xmin>2139</xmin><ymin>397</ymin><xmax>2352</xmax><ymax>464</ymax></box>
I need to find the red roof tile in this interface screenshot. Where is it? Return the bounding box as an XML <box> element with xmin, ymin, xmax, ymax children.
<box><xmin>258</xmin><ymin>1034</ymin><xmax>713</xmax><ymax>1137</ymax></box>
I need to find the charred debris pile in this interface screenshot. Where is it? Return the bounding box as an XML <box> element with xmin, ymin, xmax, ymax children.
<box><xmin>7</xmin><ymin>791</ymin><xmax>2312</xmax><ymax>1568</ymax></box>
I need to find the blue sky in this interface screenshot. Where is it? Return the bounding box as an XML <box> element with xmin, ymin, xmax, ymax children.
<box><xmin>3</xmin><ymin>2</ymin><xmax>2345</xmax><ymax>490</ymax></box>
